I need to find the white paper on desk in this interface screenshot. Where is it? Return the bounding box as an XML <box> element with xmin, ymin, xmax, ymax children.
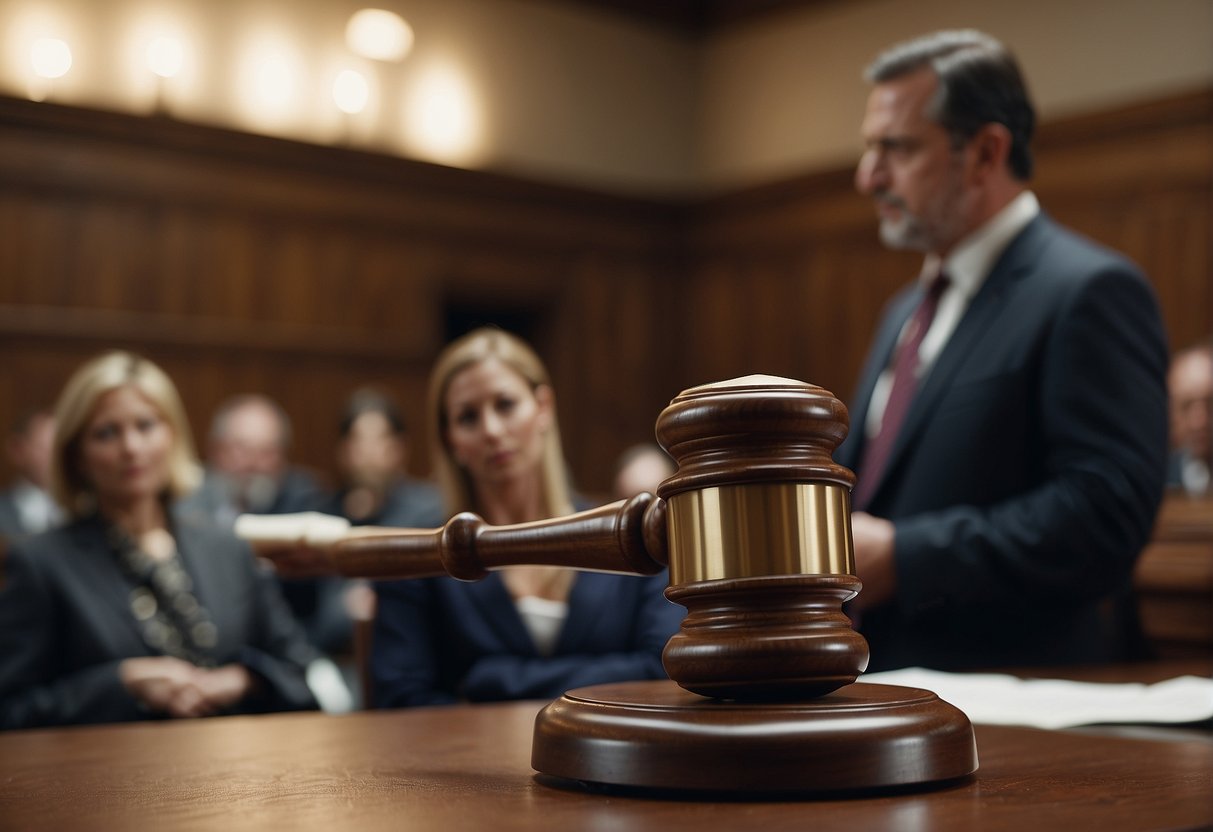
<box><xmin>234</xmin><ymin>512</ymin><xmax>351</xmax><ymax>546</ymax></box>
<box><xmin>861</xmin><ymin>668</ymin><xmax>1213</xmax><ymax>729</ymax></box>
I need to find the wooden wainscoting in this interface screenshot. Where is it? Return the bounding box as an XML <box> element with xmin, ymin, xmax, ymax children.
<box><xmin>0</xmin><ymin>96</ymin><xmax>682</xmax><ymax>491</ymax></box>
<box><xmin>1135</xmin><ymin>494</ymin><xmax>1213</xmax><ymax>658</ymax></box>
<box><xmin>0</xmin><ymin>88</ymin><xmax>1209</xmax><ymax>491</ymax></box>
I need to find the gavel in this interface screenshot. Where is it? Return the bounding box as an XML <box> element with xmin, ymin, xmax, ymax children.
<box><xmin>263</xmin><ymin>375</ymin><xmax>975</xmax><ymax>794</ymax></box>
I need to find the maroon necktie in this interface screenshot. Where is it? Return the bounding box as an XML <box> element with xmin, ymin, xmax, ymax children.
<box><xmin>853</xmin><ymin>273</ymin><xmax>950</xmax><ymax>510</ymax></box>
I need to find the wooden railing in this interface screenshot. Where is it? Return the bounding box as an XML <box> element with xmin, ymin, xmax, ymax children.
<box><xmin>1135</xmin><ymin>493</ymin><xmax>1213</xmax><ymax>658</ymax></box>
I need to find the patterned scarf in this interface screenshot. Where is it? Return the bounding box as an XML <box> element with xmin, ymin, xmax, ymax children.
<box><xmin>107</xmin><ymin>522</ymin><xmax>220</xmax><ymax>667</ymax></box>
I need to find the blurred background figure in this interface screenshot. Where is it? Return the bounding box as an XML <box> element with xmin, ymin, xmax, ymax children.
<box><xmin>329</xmin><ymin>388</ymin><xmax>443</xmax><ymax>528</ymax></box>
<box><xmin>0</xmin><ymin>352</ymin><xmax>320</xmax><ymax>729</ymax></box>
<box><xmin>611</xmin><ymin>443</ymin><xmax>675</xmax><ymax>501</ymax></box>
<box><xmin>371</xmin><ymin>328</ymin><xmax>683</xmax><ymax>707</ymax></box>
<box><xmin>182</xmin><ymin>394</ymin><xmax>340</xmax><ymax>657</ymax></box>
<box><xmin>1167</xmin><ymin>342</ymin><xmax>1213</xmax><ymax>496</ymax></box>
<box><xmin>324</xmin><ymin>388</ymin><xmax>444</xmax><ymax>707</ymax></box>
<box><xmin>0</xmin><ymin>408</ymin><xmax>64</xmax><ymax>542</ymax></box>
<box><xmin>191</xmin><ymin>394</ymin><xmax>330</xmax><ymax>526</ymax></box>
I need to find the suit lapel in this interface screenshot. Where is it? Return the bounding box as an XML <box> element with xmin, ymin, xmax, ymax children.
<box><xmin>551</xmin><ymin>573</ymin><xmax>594</xmax><ymax>651</ymax></box>
<box><xmin>874</xmin><ymin>216</ymin><xmax>1050</xmax><ymax>494</ymax></box>
<box><xmin>464</xmin><ymin>572</ymin><xmax>595</xmax><ymax>654</ymax></box>
<box><xmin>466</xmin><ymin>573</ymin><xmax>537</xmax><ymax>654</ymax></box>
<box><xmin>173</xmin><ymin>521</ymin><xmax>226</xmax><ymax>621</ymax></box>
<box><xmin>66</xmin><ymin>517</ymin><xmax>151</xmax><ymax>649</ymax></box>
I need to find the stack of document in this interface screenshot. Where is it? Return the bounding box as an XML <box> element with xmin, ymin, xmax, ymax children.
<box><xmin>861</xmin><ymin>668</ymin><xmax>1213</xmax><ymax>729</ymax></box>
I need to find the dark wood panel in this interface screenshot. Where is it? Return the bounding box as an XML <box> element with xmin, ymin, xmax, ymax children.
<box><xmin>1135</xmin><ymin>495</ymin><xmax>1213</xmax><ymax>658</ymax></box>
<box><xmin>0</xmin><ymin>89</ymin><xmax>1209</xmax><ymax>494</ymax></box>
<box><xmin>0</xmin><ymin>94</ymin><xmax>681</xmax><ymax>490</ymax></box>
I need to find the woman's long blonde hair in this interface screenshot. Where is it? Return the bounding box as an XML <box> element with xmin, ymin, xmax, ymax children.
<box><xmin>51</xmin><ymin>351</ymin><xmax>202</xmax><ymax>517</ymax></box>
<box><xmin>426</xmin><ymin>328</ymin><xmax>574</xmax><ymax>519</ymax></box>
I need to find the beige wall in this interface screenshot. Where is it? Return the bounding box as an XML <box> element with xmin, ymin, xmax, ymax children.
<box><xmin>0</xmin><ymin>0</ymin><xmax>1209</xmax><ymax>196</ymax></box>
<box><xmin>0</xmin><ymin>0</ymin><xmax>699</xmax><ymax>194</ymax></box>
<box><xmin>698</xmin><ymin>0</ymin><xmax>1213</xmax><ymax>191</ymax></box>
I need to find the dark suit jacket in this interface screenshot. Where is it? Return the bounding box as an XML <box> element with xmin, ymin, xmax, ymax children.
<box><xmin>0</xmin><ymin>492</ymin><xmax>23</xmax><ymax>541</ymax></box>
<box><xmin>282</xmin><ymin>478</ymin><xmax>445</xmax><ymax>654</ymax></box>
<box><xmin>178</xmin><ymin>468</ymin><xmax>339</xmax><ymax>651</ymax></box>
<box><xmin>0</xmin><ymin>511</ymin><xmax>319</xmax><ymax>729</ymax></box>
<box><xmin>330</xmin><ymin>476</ymin><xmax>446</xmax><ymax>529</ymax></box>
<box><xmin>0</xmin><ymin>484</ymin><xmax>62</xmax><ymax>543</ymax></box>
<box><xmin>371</xmin><ymin>570</ymin><xmax>683</xmax><ymax>707</ymax></box>
<box><xmin>835</xmin><ymin>214</ymin><xmax>1169</xmax><ymax>671</ymax></box>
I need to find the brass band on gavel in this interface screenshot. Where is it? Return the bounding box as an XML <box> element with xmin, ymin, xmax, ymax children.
<box><xmin>652</xmin><ymin>375</ymin><xmax>867</xmax><ymax>701</ymax></box>
<box><xmin>664</xmin><ymin>482</ymin><xmax>853</xmax><ymax>585</ymax></box>
<box><xmin>327</xmin><ymin>374</ymin><xmax>869</xmax><ymax>701</ymax></box>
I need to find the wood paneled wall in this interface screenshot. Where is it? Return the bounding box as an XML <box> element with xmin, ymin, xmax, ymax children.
<box><xmin>1</xmin><ymin>89</ymin><xmax>1209</xmax><ymax>494</ymax></box>
<box><xmin>0</xmin><ymin>97</ymin><xmax>682</xmax><ymax>493</ymax></box>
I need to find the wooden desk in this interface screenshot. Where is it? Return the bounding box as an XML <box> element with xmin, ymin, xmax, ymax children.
<box><xmin>1</xmin><ymin>695</ymin><xmax>1209</xmax><ymax>831</ymax></box>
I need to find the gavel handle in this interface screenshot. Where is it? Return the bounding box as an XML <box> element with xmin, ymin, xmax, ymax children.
<box><xmin>331</xmin><ymin>492</ymin><xmax>668</xmax><ymax>580</ymax></box>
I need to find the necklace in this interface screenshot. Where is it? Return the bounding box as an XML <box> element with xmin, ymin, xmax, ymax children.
<box><xmin>107</xmin><ymin>522</ymin><xmax>219</xmax><ymax>667</ymax></box>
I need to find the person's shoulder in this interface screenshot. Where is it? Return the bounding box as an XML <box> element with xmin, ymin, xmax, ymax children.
<box><xmin>170</xmin><ymin>506</ymin><xmax>247</xmax><ymax>554</ymax></box>
<box><xmin>380</xmin><ymin>479</ymin><xmax>446</xmax><ymax>527</ymax></box>
<box><xmin>1028</xmin><ymin>214</ymin><xmax>1144</xmax><ymax>282</ymax></box>
<box><xmin>0</xmin><ymin>491</ymin><xmax>26</xmax><ymax>539</ymax></box>
<box><xmin>4</xmin><ymin>516</ymin><xmax>100</xmax><ymax>574</ymax></box>
<box><xmin>274</xmin><ymin>467</ymin><xmax>332</xmax><ymax>513</ymax></box>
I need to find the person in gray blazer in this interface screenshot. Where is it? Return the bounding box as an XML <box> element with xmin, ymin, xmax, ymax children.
<box><xmin>836</xmin><ymin>31</ymin><xmax>1169</xmax><ymax>671</ymax></box>
<box><xmin>0</xmin><ymin>408</ymin><xmax>63</xmax><ymax>542</ymax></box>
<box><xmin>0</xmin><ymin>352</ymin><xmax>318</xmax><ymax>729</ymax></box>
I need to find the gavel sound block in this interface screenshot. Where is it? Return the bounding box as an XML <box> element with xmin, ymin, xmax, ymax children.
<box><xmin>327</xmin><ymin>375</ymin><xmax>977</xmax><ymax>794</ymax></box>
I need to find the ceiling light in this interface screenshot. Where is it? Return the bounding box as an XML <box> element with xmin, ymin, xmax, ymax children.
<box><xmin>346</xmin><ymin>9</ymin><xmax>413</xmax><ymax>62</ymax></box>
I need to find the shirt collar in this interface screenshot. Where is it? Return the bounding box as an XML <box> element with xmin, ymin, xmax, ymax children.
<box><xmin>919</xmin><ymin>191</ymin><xmax>1040</xmax><ymax>298</ymax></box>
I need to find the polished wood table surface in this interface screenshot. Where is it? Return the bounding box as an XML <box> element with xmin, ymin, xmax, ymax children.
<box><xmin>1</xmin><ymin>678</ymin><xmax>1210</xmax><ymax>832</ymax></box>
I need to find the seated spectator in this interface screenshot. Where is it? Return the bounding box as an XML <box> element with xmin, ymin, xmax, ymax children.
<box><xmin>186</xmin><ymin>394</ymin><xmax>330</xmax><ymax>526</ymax></box>
<box><xmin>1167</xmin><ymin>342</ymin><xmax>1213</xmax><ymax>496</ymax></box>
<box><xmin>0</xmin><ymin>408</ymin><xmax>64</xmax><ymax>542</ymax></box>
<box><xmin>181</xmin><ymin>394</ymin><xmax>340</xmax><ymax>654</ymax></box>
<box><xmin>371</xmin><ymin>328</ymin><xmax>684</xmax><ymax>707</ymax></box>
<box><xmin>0</xmin><ymin>351</ymin><xmax>318</xmax><ymax>729</ymax></box>
<box><xmin>324</xmin><ymin>388</ymin><xmax>445</xmax><ymax>706</ymax></box>
<box><xmin>330</xmin><ymin>388</ymin><xmax>444</xmax><ymax>528</ymax></box>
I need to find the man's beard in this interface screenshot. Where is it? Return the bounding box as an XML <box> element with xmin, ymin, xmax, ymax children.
<box><xmin>878</xmin><ymin>204</ymin><xmax>932</xmax><ymax>251</ymax></box>
<box><xmin>876</xmin><ymin>162</ymin><xmax>968</xmax><ymax>252</ymax></box>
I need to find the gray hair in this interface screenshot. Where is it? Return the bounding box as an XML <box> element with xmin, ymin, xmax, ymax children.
<box><xmin>866</xmin><ymin>29</ymin><xmax>1035</xmax><ymax>180</ymax></box>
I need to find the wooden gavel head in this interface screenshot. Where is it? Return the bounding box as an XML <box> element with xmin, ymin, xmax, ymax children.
<box><xmin>329</xmin><ymin>374</ymin><xmax>866</xmax><ymax>702</ymax></box>
<box><xmin>653</xmin><ymin>374</ymin><xmax>865</xmax><ymax>700</ymax></box>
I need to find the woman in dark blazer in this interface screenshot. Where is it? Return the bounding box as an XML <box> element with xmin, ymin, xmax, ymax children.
<box><xmin>0</xmin><ymin>352</ymin><xmax>318</xmax><ymax>729</ymax></box>
<box><xmin>371</xmin><ymin>329</ymin><xmax>683</xmax><ymax>707</ymax></box>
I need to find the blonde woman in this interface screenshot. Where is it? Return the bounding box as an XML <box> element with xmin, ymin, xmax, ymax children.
<box><xmin>0</xmin><ymin>352</ymin><xmax>318</xmax><ymax>728</ymax></box>
<box><xmin>371</xmin><ymin>328</ymin><xmax>682</xmax><ymax>707</ymax></box>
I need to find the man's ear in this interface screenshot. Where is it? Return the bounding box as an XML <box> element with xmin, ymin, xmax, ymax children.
<box><xmin>970</xmin><ymin>123</ymin><xmax>1013</xmax><ymax>181</ymax></box>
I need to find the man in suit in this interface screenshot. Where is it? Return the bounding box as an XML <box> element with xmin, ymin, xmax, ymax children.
<box><xmin>1166</xmin><ymin>342</ymin><xmax>1212</xmax><ymax>495</ymax></box>
<box><xmin>186</xmin><ymin>394</ymin><xmax>330</xmax><ymax>527</ymax></box>
<box><xmin>179</xmin><ymin>394</ymin><xmax>337</xmax><ymax>651</ymax></box>
<box><xmin>835</xmin><ymin>30</ymin><xmax>1169</xmax><ymax>671</ymax></box>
